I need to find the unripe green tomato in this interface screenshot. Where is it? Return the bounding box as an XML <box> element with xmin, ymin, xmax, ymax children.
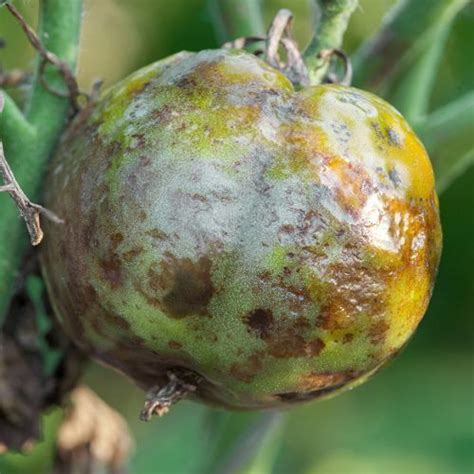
<box><xmin>41</xmin><ymin>50</ymin><xmax>442</xmax><ymax>409</ymax></box>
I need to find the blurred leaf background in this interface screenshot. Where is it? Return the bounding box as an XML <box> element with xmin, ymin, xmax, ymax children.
<box><xmin>0</xmin><ymin>0</ymin><xmax>473</xmax><ymax>473</ymax></box>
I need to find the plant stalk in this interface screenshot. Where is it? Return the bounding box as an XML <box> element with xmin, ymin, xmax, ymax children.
<box><xmin>210</xmin><ymin>0</ymin><xmax>265</xmax><ymax>44</ymax></box>
<box><xmin>304</xmin><ymin>0</ymin><xmax>358</xmax><ymax>85</ymax></box>
<box><xmin>0</xmin><ymin>0</ymin><xmax>83</xmax><ymax>325</ymax></box>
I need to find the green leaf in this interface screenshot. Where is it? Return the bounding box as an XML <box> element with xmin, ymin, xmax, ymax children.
<box><xmin>415</xmin><ymin>91</ymin><xmax>474</xmax><ymax>193</ymax></box>
<box><xmin>388</xmin><ymin>22</ymin><xmax>450</xmax><ymax>122</ymax></box>
<box><xmin>435</xmin><ymin>148</ymin><xmax>474</xmax><ymax>195</ymax></box>
<box><xmin>239</xmin><ymin>413</ymin><xmax>284</xmax><ymax>474</ymax></box>
<box><xmin>25</xmin><ymin>275</ymin><xmax>63</xmax><ymax>375</ymax></box>
<box><xmin>203</xmin><ymin>411</ymin><xmax>285</xmax><ymax>474</ymax></box>
<box><xmin>352</xmin><ymin>0</ymin><xmax>469</xmax><ymax>110</ymax></box>
<box><xmin>209</xmin><ymin>0</ymin><xmax>265</xmax><ymax>43</ymax></box>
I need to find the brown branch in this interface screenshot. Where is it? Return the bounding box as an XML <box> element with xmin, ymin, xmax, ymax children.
<box><xmin>0</xmin><ymin>141</ymin><xmax>64</xmax><ymax>245</ymax></box>
<box><xmin>5</xmin><ymin>3</ymin><xmax>82</xmax><ymax>112</ymax></box>
<box><xmin>140</xmin><ymin>372</ymin><xmax>197</xmax><ymax>421</ymax></box>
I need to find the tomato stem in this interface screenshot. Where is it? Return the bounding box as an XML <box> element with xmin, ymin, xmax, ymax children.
<box><xmin>0</xmin><ymin>0</ymin><xmax>83</xmax><ymax>326</ymax></box>
<box><xmin>210</xmin><ymin>0</ymin><xmax>265</xmax><ymax>44</ymax></box>
<box><xmin>304</xmin><ymin>0</ymin><xmax>358</xmax><ymax>86</ymax></box>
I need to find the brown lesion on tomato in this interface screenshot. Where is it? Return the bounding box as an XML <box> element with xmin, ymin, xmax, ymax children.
<box><xmin>99</xmin><ymin>254</ymin><xmax>123</xmax><ymax>289</ymax></box>
<box><xmin>145</xmin><ymin>229</ymin><xmax>168</xmax><ymax>240</ymax></box>
<box><xmin>244</xmin><ymin>308</ymin><xmax>274</xmax><ymax>340</ymax></box>
<box><xmin>311</xmin><ymin>237</ymin><xmax>389</xmax><ymax>333</ymax></box>
<box><xmin>122</xmin><ymin>246</ymin><xmax>144</xmax><ymax>262</ymax></box>
<box><xmin>275</xmin><ymin>370</ymin><xmax>360</xmax><ymax>402</ymax></box>
<box><xmin>81</xmin><ymin>213</ymin><xmax>98</xmax><ymax>250</ymax></box>
<box><xmin>371</xmin><ymin>121</ymin><xmax>402</xmax><ymax>149</ymax></box>
<box><xmin>152</xmin><ymin>104</ymin><xmax>174</xmax><ymax>124</ymax></box>
<box><xmin>230</xmin><ymin>352</ymin><xmax>264</xmax><ymax>383</ymax></box>
<box><xmin>168</xmin><ymin>341</ymin><xmax>183</xmax><ymax>350</ymax></box>
<box><xmin>343</xmin><ymin>333</ymin><xmax>354</xmax><ymax>344</ymax></box>
<box><xmin>369</xmin><ymin>320</ymin><xmax>390</xmax><ymax>345</ymax></box>
<box><xmin>110</xmin><ymin>232</ymin><xmax>124</xmax><ymax>251</ymax></box>
<box><xmin>102</xmin><ymin>310</ymin><xmax>131</xmax><ymax>332</ymax></box>
<box><xmin>265</xmin><ymin>324</ymin><xmax>325</xmax><ymax>359</ymax></box>
<box><xmin>320</xmin><ymin>155</ymin><xmax>373</xmax><ymax>220</ymax></box>
<box><xmin>138</xmin><ymin>254</ymin><xmax>215</xmax><ymax>318</ymax></box>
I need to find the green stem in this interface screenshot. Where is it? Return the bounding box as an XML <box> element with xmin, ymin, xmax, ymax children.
<box><xmin>210</xmin><ymin>0</ymin><xmax>265</xmax><ymax>44</ymax></box>
<box><xmin>304</xmin><ymin>0</ymin><xmax>358</xmax><ymax>85</ymax></box>
<box><xmin>0</xmin><ymin>92</ymin><xmax>35</xmax><ymax>141</ymax></box>
<box><xmin>0</xmin><ymin>0</ymin><xmax>83</xmax><ymax>326</ymax></box>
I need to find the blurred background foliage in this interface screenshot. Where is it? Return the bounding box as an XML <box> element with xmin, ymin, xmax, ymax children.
<box><xmin>0</xmin><ymin>0</ymin><xmax>473</xmax><ymax>473</ymax></box>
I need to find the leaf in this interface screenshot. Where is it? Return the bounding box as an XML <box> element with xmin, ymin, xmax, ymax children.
<box><xmin>435</xmin><ymin>148</ymin><xmax>474</xmax><ymax>195</ymax></box>
<box><xmin>202</xmin><ymin>410</ymin><xmax>285</xmax><ymax>474</ymax></box>
<box><xmin>415</xmin><ymin>91</ymin><xmax>474</xmax><ymax>193</ymax></box>
<box><xmin>239</xmin><ymin>413</ymin><xmax>284</xmax><ymax>474</ymax></box>
<box><xmin>25</xmin><ymin>275</ymin><xmax>63</xmax><ymax>375</ymax></box>
<box><xmin>352</xmin><ymin>0</ymin><xmax>469</xmax><ymax>107</ymax></box>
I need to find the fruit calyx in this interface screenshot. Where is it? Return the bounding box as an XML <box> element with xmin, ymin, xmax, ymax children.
<box><xmin>139</xmin><ymin>371</ymin><xmax>199</xmax><ymax>421</ymax></box>
<box><xmin>223</xmin><ymin>8</ymin><xmax>352</xmax><ymax>87</ymax></box>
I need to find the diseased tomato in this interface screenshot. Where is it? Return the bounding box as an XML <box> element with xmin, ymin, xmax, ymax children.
<box><xmin>41</xmin><ymin>49</ymin><xmax>442</xmax><ymax>410</ymax></box>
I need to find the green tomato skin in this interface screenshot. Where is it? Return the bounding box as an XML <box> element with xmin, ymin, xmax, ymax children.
<box><xmin>41</xmin><ymin>49</ymin><xmax>442</xmax><ymax>409</ymax></box>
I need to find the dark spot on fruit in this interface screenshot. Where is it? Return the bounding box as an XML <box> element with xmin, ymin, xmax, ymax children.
<box><xmin>139</xmin><ymin>155</ymin><xmax>151</xmax><ymax>167</ymax></box>
<box><xmin>77</xmin><ymin>284</ymin><xmax>98</xmax><ymax>312</ymax></box>
<box><xmin>146</xmin><ymin>229</ymin><xmax>168</xmax><ymax>240</ymax></box>
<box><xmin>104</xmin><ymin>140</ymin><xmax>122</xmax><ymax>161</ymax></box>
<box><xmin>343</xmin><ymin>333</ymin><xmax>354</xmax><ymax>344</ymax></box>
<box><xmin>159</xmin><ymin>256</ymin><xmax>214</xmax><ymax>318</ymax></box>
<box><xmin>102</xmin><ymin>311</ymin><xmax>130</xmax><ymax>331</ymax></box>
<box><xmin>168</xmin><ymin>340</ymin><xmax>183</xmax><ymax>350</ymax></box>
<box><xmin>244</xmin><ymin>309</ymin><xmax>274</xmax><ymax>340</ymax></box>
<box><xmin>276</xmin><ymin>370</ymin><xmax>361</xmax><ymax>402</ymax></box>
<box><xmin>369</xmin><ymin>320</ymin><xmax>390</xmax><ymax>344</ymax></box>
<box><xmin>306</xmin><ymin>338</ymin><xmax>325</xmax><ymax>356</ymax></box>
<box><xmin>110</xmin><ymin>232</ymin><xmax>124</xmax><ymax>250</ymax></box>
<box><xmin>99</xmin><ymin>255</ymin><xmax>123</xmax><ymax>288</ymax></box>
<box><xmin>230</xmin><ymin>353</ymin><xmax>263</xmax><ymax>383</ymax></box>
<box><xmin>152</xmin><ymin>104</ymin><xmax>173</xmax><ymax>123</ymax></box>
<box><xmin>134</xmin><ymin>280</ymin><xmax>161</xmax><ymax>307</ymax></box>
<box><xmin>313</xmin><ymin>243</ymin><xmax>389</xmax><ymax>332</ymax></box>
<box><xmin>388</xmin><ymin>168</ymin><xmax>401</xmax><ymax>188</ymax></box>
<box><xmin>82</xmin><ymin>213</ymin><xmax>98</xmax><ymax>249</ymax></box>
<box><xmin>386</xmin><ymin>127</ymin><xmax>401</xmax><ymax>147</ymax></box>
<box><xmin>176</xmin><ymin>76</ymin><xmax>198</xmax><ymax>90</ymax></box>
<box><xmin>131</xmin><ymin>133</ymin><xmax>146</xmax><ymax>149</ymax></box>
<box><xmin>122</xmin><ymin>246</ymin><xmax>144</xmax><ymax>262</ymax></box>
<box><xmin>138</xmin><ymin>210</ymin><xmax>147</xmax><ymax>222</ymax></box>
<box><xmin>275</xmin><ymin>382</ymin><xmax>347</xmax><ymax>402</ymax></box>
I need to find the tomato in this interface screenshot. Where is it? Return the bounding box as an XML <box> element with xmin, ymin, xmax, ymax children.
<box><xmin>41</xmin><ymin>49</ymin><xmax>441</xmax><ymax>409</ymax></box>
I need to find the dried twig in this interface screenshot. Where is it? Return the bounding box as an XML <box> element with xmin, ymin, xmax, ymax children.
<box><xmin>140</xmin><ymin>372</ymin><xmax>197</xmax><ymax>421</ymax></box>
<box><xmin>223</xmin><ymin>9</ymin><xmax>353</xmax><ymax>88</ymax></box>
<box><xmin>5</xmin><ymin>3</ymin><xmax>82</xmax><ymax>112</ymax></box>
<box><xmin>0</xmin><ymin>93</ymin><xmax>63</xmax><ymax>246</ymax></box>
<box><xmin>223</xmin><ymin>9</ymin><xmax>310</xmax><ymax>86</ymax></box>
<box><xmin>0</xmin><ymin>141</ymin><xmax>63</xmax><ymax>246</ymax></box>
<box><xmin>318</xmin><ymin>48</ymin><xmax>353</xmax><ymax>86</ymax></box>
